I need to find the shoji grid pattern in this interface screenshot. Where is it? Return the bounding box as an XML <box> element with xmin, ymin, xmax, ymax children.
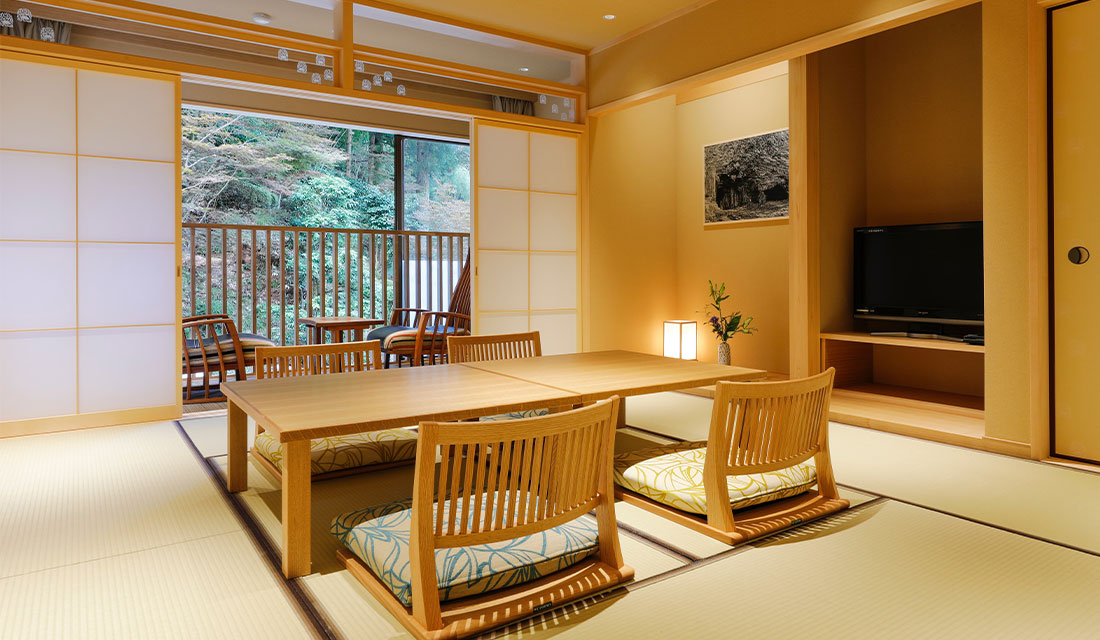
<box><xmin>473</xmin><ymin>122</ymin><xmax>579</xmax><ymax>355</ymax></box>
<box><xmin>0</xmin><ymin>55</ymin><xmax>179</xmax><ymax>428</ymax></box>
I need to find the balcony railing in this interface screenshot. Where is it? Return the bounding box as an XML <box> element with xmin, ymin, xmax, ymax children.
<box><xmin>182</xmin><ymin>223</ymin><xmax>470</xmax><ymax>345</ymax></box>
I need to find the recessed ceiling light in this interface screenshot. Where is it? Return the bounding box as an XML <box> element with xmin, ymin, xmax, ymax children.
<box><xmin>252</xmin><ymin>12</ymin><xmax>272</xmax><ymax>25</ymax></box>
<box><xmin>603</xmin><ymin>14</ymin><xmax>616</xmax><ymax>20</ymax></box>
<box><xmin>518</xmin><ymin>67</ymin><xmax>530</xmax><ymax>72</ymax></box>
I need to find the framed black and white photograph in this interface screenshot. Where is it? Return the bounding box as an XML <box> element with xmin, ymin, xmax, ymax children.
<box><xmin>703</xmin><ymin>129</ymin><xmax>789</xmax><ymax>225</ymax></box>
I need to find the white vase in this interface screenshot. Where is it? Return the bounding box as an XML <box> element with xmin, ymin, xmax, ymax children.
<box><xmin>717</xmin><ymin>341</ymin><xmax>731</xmax><ymax>365</ymax></box>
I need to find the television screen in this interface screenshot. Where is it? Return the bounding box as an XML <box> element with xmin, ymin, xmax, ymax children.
<box><xmin>854</xmin><ymin>222</ymin><xmax>983</xmax><ymax>324</ymax></box>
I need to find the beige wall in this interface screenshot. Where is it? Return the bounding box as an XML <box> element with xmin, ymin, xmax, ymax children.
<box><xmin>675</xmin><ymin>77</ymin><xmax>791</xmax><ymax>372</ymax></box>
<box><xmin>864</xmin><ymin>4</ymin><xmax>983</xmax><ymax>225</ymax></box>
<box><xmin>587</xmin><ymin>97</ymin><xmax>679</xmax><ymax>355</ymax></box>
<box><xmin>588</xmin><ymin>76</ymin><xmax>790</xmax><ymax>372</ymax></box>
<box><xmin>588</xmin><ymin>0</ymin><xmax>933</xmax><ymax>107</ymax></box>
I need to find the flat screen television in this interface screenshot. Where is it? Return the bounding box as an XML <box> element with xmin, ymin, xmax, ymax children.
<box><xmin>853</xmin><ymin>221</ymin><xmax>983</xmax><ymax>325</ymax></box>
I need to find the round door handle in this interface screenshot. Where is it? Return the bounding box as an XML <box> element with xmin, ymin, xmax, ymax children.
<box><xmin>1069</xmin><ymin>246</ymin><xmax>1090</xmax><ymax>265</ymax></box>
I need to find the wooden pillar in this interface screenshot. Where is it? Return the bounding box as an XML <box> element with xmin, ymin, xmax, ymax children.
<box><xmin>788</xmin><ymin>55</ymin><xmax>821</xmax><ymax>380</ymax></box>
<box><xmin>333</xmin><ymin>0</ymin><xmax>356</xmax><ymax>90</ymax></box>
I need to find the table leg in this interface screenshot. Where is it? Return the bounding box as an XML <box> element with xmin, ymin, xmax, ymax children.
<box><xmin>616</xmin><ymin>396</ymin><xmax>628</xmax><ymax>429</ymax></box>
<box><xmin>281</xmin><ymin>439</ymin><xmax>312</xmax><ymax>578</ymax></box>
<box><xmin>333</xmin><ymin>328</ymin><xmax>343</xmax><ymax>343</ymax></box>
<box><xmin>227</xmin><ymin>400</ymin><xmax>248</xmax><ymax>492</ymax></box>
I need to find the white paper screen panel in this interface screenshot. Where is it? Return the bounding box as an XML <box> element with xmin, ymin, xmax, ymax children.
<box><xmin>529</xmin><ymin>133</ymin><xmax>578</xmax><ymax>195</ymax></box>
<box><xmin>477</xmin><ymin>188</ymin><xmax>528</xmax><ymax>250</ymax></box>
<box><xmin>79</xmin><ymin>326</ymin><xmax>177</xmax><ymax>413</ymax></box>
<box><xmin>0</xmin><ymin>151</ymin><xmax>76</xmax><ymax>241</ymax></box>
<box><xmin>530</xmin><ymin>193</ymin><xmax>577</xmax><ymax>251</ymax></box>
<box><xmin>531</xmin><ymin>311</ymin><xmax>578</xmax><ymax>356</ymax></box>
<box><xmin>0</xmin><ymin>330</ymin><xmax>78</xmax><ymax>422</ymax></box>
<box><xmin>476</xmin><ymin>126</ymin><xmax>528</xmax><ymax>190</ymax></box>
<box><xmin>473</xmin><ymin>122</ymin><xmax>579</xmax><ymax>353</ymax></box>
<box><xmin>78</xmin><ymin>158</ymin><xmax>176</xmax><ymax>242</ymax></box>
<box><xmin>0</xmin><ymin>55</ymin><xmax>179</xmax><ymax>427</ymax></box>
<box><xmin>476</xmin><ymin>251</ymin><xmax>528</xmax><ymax>311</ymax></box>
<box><xmin>78</xmin><ymin>243</ymin><xmax>176</xmax><ymax>327</ymax></box>
<box><xmin>77</xmin><ymin>70</ymin><xmax>176</xmax><ymax>162</ymax></box>
<box><xmin>0</xmin><ymin>242</ymin><xmax>77</xmax><ymax>331</ymax></box>
<box><xmin>477</xmin><ymin>312</ymin><xmax>530</xmax><ymax>335</ymax></box>
<box><xmin>530</xmin><ymin>253</ymin><xmax>577</xmax><ymax>310</ymax></box>
<box><xmin>0</xmin><ymin>59</ymin><xmax>76</xmax><ymax>154</ymax></box>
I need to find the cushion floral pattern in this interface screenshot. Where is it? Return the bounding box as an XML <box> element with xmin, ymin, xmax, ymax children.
<box><xmin>331</xmin><ymin>497</ymin><xmax>599</xmax><ymax>607</ymax></box>
<box><xmin>479</xmin><ymin>409</ymin><xmax>550</xmax><ymax>422</ymax></box>
<box><xmin>613</xmin><ymin>441</ymin><xmax>817</xmax><ymax>515</ymax></box>
<box><xmin>254</xmin><ymin>428</ymin><xmax>418</xmax><ymax>475</ymax></box>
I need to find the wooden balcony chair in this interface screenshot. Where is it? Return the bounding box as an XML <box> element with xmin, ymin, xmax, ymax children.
<box><xmin>250</xmin><ymin>340</ymin><xmax>418</xmax><ymax>480</ymax></box>
<box><xmin>448</xmin><ymin>331</ymin><xmax>549</xmax><ymax>421</ymax></box>
<box><xmin>181</xmin><ymin>314</ymin><xmax>277</xmax><ymax>404</ymax></box>
<box><xmin>370</xmin><ymin>257</ymin><xmax>471</xmax><ymax>367</ymax></box>
<box><xmin>331</xmin><ymin>398</ymin><xmax>633</xmax><ymax>640</ymax></box>
<box><xmin>613</xmin><ymin>368</ymin><xmax>849</xmax><ymax>545</ymax></box>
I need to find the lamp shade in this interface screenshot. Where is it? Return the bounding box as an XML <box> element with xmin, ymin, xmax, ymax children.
<box><xmin>663</xmin><ymin>320</ymin><xmax>697</xmax><ymax>360</ymax></box>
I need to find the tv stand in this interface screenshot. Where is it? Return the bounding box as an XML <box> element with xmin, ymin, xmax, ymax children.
<box><xmin>819</xmin><ymin>332</ymin><xmax>986</xmax><ymax>451</ymax></box>
<box><xmin>870</xmin><ymin>330</ymin><xmax>965</xmax><ymax>343</ymax></box>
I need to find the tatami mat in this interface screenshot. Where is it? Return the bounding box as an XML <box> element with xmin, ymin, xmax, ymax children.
<box><xmin>0</xmin><ymin>421</ymin><xmax>238</xmax><ymax>578</ymax></box>
<box><xmin>502</xmin><ymin>500</ymin><xmax>1100</xmax><ymax>639</ymax></box>
<box><xmin>830</xmin><ymin>423</ymin><xmax>1100</xmax><ymax>553</ymax></box>
<box><xmin>0</xmin><ymin>530</ymin><xmax>312</xmax><ymax>639</ymax></box>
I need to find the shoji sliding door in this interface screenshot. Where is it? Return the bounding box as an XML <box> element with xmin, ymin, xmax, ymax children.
<box><xmin>473</xmin><ymin>121</ymin><xmax>580</xmax><ymax>354</ymax></box>
<box><xmin>0</xmin><ymin>52</ymin><xmax>180</xmax><ymax>435</ymax></box>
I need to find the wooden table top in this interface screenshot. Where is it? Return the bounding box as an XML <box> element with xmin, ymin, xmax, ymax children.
<box><xmin>296</xmin><ymin>316</ymin><xmax>384</xmax><ymax>328</ymax></box>
<box><xmin>460</xmin><ymin>350</ymin><xmax>765</xmax><ymax>402</ymax></box>
<box><xmin>221</xmin><ymin>363</ymin><xmax>580</xmax><ymax>442</ymax></box>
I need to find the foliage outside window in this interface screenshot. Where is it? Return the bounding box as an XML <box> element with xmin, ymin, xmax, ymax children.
<box><xmin>180</xmin><ymin>109</ymin><xmax>470</xmax><ymax>343</ymax></box>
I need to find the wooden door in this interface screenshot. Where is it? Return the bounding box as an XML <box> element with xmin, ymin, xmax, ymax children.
<box><xmin>1052</xmin><ymin>0</ymin><xmax>1100</xmax><ymax>462</ymax></box>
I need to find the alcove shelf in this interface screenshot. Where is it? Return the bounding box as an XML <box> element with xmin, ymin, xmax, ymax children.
<box><xmin>821</xmin><ymin>333</ymin><xmax>985</xmax><ymax>449</ymax></box>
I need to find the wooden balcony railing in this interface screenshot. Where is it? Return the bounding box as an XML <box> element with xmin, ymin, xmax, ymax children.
<box><xmin>182</xmin><ymin>223</ymin><xmax>470</xmax><ymax>345</ymax></box>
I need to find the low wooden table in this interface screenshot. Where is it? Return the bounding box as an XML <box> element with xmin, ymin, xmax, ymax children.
<box><xmin>297</xmin><ymin>316</ymin><xmax>384</xmax><ymax>345</ymax></box>
<box><xmin>222</xmin><ymin>350</ymin><xmax>765</xmax><ymax>578</ymax></box>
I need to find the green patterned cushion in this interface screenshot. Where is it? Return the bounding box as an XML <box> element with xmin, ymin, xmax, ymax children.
<box><xmin>331</xmin><ymin>498</ymin><xmax>599</xmax><ymax>607</ymax></box>
<box><xmin>254</xmin><ymin>428</ymin><xmax>418</xmax><ymax>475</ymax></box>
<box><xmin>613</xmin><ymin>441</ymin><xmax>817</xmax><ymax>515</ymax></box>
<box><xmin>479</xmin><ymin>409</ymin><xmax>550</xmax><ymax>422</ymax></box>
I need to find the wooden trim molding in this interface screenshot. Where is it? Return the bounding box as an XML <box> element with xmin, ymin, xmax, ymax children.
<box><xmin>0</xmin><ymin>405</ymin><xmax>180</xmax><ymax>438</ymax></box>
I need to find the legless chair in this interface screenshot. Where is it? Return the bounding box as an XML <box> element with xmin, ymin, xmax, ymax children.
<box><xmin>614</xmin><ymin>368</ymin><xmax>848</xmax><ymax>545</ymax></box>
<box><xmin>250</xmin><ymin>340</ymin><xmax>418</xmax><ymax>480</ymax></box>
<box><xmin>449</xmin><ymin>331</ymin><xmax>547</xmax><ymax>421</ymax></box>
<box><xmin>332</xmin><ymin>398</ymin><xmax>633</xmax><ymax>640</ymax></box>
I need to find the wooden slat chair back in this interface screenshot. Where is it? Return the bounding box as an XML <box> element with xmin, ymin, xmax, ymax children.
<box><xmin>447</xmin><ymin>256</ymin><xmax>471</xmax><ymax>317</ymax></box>
<box><xmin>411</xmin><ymin>311</ymin><xmax>471</xmax><ymax>366</ymax></box>
<box><xmin>447</xmin><ymin>331</ymin><xmax>541</xmax><ymax>364</ymax></box>
<box><xmin>337</xmin><ymin>398</ymin><xmax>633</xmax><ymax>640</ymax></box>
<box><xmin>615</xmin><ymin>368</ymin><xmax>849</xmax><ymax>545</ymax></box>
<box><xmin>182</xmin><ymin>314</ymin><xmax>246</xmax><ymax>403</ymax></box>
<box><xmin>255</xmin><ymin>340</ymin><xmax>384</xmax><ymax>379</ymax></box>
<box><xmin>250</xmin><ymin>340</ymin><xmax>417</xmax><ymax>481</ymax></box>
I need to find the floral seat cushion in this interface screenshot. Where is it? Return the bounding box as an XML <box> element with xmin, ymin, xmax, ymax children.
<box><xmin>479</xmin><ymin>409</ymin><xmax>550</xmax><ymax>422</ymax></box>
<box><xmin>331</xmin><ymin>497</ymin><xmax>599</xmax><ymax>607</ymax></box>
<box><xmin>613</xmin><ymin>441</ymin><xmax>817</xmax><ymax>515</ymax></box>
<box><xmin>184</xmin><ymin>332</ymin><xmax>276</xmax><ymax>368</ymax></box>
<box><xmin>254</xmin><ymin>428</ymin><xmax>418</xmax><ymax>475</ymax></box>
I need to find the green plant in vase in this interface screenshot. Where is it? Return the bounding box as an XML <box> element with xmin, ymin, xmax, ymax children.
<box><xmin>706</xmin><ymin>280</ymin><xmax>757</xmax><ymax>365</ymax></box>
